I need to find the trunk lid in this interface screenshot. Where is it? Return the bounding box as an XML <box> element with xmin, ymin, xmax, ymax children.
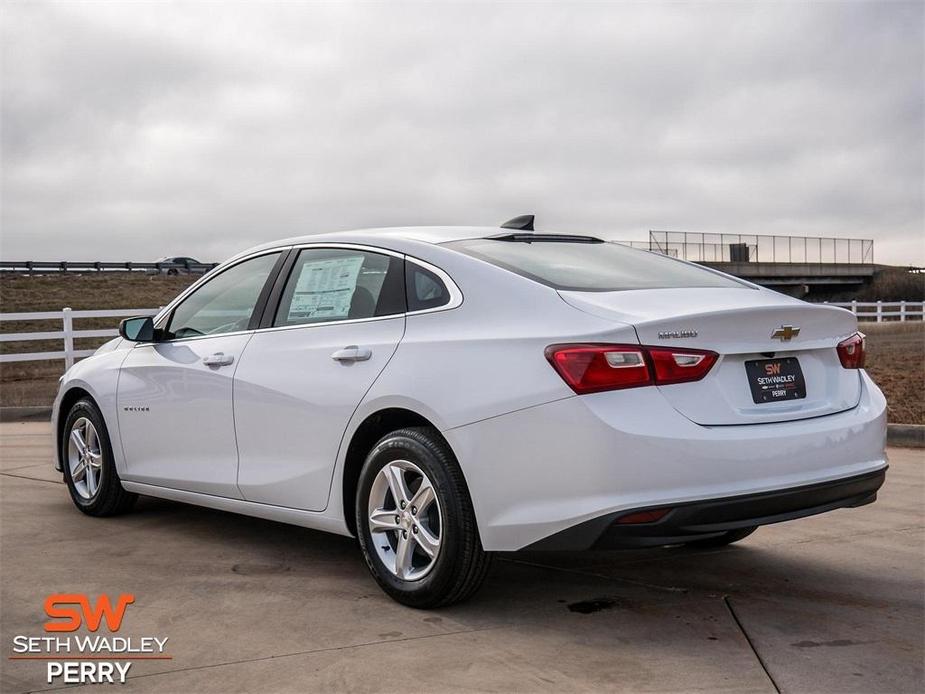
<box><xmin>559</xmin><ymin>287</ymin><xmax>861</xmax><ymax>425</ymax></box>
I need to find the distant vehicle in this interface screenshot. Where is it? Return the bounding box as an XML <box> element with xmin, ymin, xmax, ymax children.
<box><xmin>52</xmin><ymin>219</ymin><xmax>887</xmax><ymax>608</ymax></box>
<box><xmin>150</xmin><ymin>256</ymin><xmax>202</xmax><ymax>275</ymax></box>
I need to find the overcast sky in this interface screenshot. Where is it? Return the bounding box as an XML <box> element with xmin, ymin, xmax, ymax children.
<box><xmin>2</xmin><ymin>0</ymin><xmax>923</xmax><ymax>265</ymax></box>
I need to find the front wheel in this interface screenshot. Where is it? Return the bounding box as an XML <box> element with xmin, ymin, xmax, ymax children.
<box><xmin>62</xmin><ymin>398</ymin><xmax>137</xmax><ymax>516</ymax></box>
<box><xmin>355</xmin><ymin>427</ymin><xmax>491</xmax><ymax>608</ymax></box>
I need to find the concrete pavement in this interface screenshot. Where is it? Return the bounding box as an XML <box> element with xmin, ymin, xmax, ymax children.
<box><xmin>1</xmin><ymin>421</ymin><xmax>922</xmax><ymax>693</ymax></box>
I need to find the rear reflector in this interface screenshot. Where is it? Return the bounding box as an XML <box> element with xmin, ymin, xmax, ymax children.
<box><xmin>837</xmin><ymin>332</ymin><xmax>866</xmax><ymax>369</ymax></box>
<box><xmin>615</xmin><ymin>508</ymin><xmax>671</xmax><ymax>525</ymax></box>
<box><xmin>545</xmin><ymin>344</ymin><xmax>718</xmax><ymax>394</ymax></box>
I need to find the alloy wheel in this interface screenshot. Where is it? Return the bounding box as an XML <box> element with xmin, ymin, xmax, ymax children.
<box><xmin>367</xmin><ymin>460</ymin><xmax>442</xmax><ymax>580</ymax></box>
<box><xmin>67</xmin><ymin>417</ymin><xmax>103</xmax><ymax>499</ymax></box>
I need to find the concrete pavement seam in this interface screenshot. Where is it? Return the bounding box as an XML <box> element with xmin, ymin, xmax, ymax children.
<box><xmin>723</xmin><ymin>595</ymin><xmax>780</xmax><ymax>694</ymax></box>
<box><xmin>0</xmin><ymin>472</ymin><xmax>62</xmax><ymax>486</ymax></box>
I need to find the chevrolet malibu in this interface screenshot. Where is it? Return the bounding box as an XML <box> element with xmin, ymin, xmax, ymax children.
<box><xmin>52</xmin><ymin>219</ymin><xmax>887</xmax><ymax>607</ymax></box>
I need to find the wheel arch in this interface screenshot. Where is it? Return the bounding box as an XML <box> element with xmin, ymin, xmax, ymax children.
<box><xmin>56</xmin><ymin>386</ymin><xmax>97</xmax><ymax>470</ymax></box>
<box><xmin>342</xmin><ymin>407</ymin><xmax>456</xmax><ymax>536</ymax></box>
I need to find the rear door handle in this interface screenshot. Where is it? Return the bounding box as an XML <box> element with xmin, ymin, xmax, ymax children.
<box><xmin>331</xmin><ymin>345</ymin><xmax>372</xmax><ymax>362</ymax></box>
<box><xmin>203</xmin><ymin>352</ymin><xmax>234</xmax><ymax>367</ymax></box>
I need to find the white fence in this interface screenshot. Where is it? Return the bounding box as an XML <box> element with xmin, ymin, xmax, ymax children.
<box><xmin>1</xmin><ymin>300</ymin><xmax>922</xmax><ymax>372</ymax></box>
<box><xmin>0</xmin><ymin>308</ymin><xmax>157</xmax><ymax>369</ymax></box>
<box><xmin>824</xmin><ymin>301</ymin><xmax>924</xmax><ymax>322</ymax></box>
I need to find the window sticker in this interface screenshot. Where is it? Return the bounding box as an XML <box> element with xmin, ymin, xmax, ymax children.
<box><xmin>288</xmin><ymin>255</ymin><xmax>364</xmax><ymax>321</ymax></box>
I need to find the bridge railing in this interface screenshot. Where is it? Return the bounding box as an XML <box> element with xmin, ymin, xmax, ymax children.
<box><xmin>824</xmin><ymin>301</ymin><xmax>924</xmax><ymax>322</ymax></box>
<box><xmin>649</xmin><ymin>231</ymin><xmax>874</xmax><ymax>265</ymax></box>
<box><xmin>0</xmin><ymin>308</ymin><xmax>158</xmax><ymax>369</ymax></box>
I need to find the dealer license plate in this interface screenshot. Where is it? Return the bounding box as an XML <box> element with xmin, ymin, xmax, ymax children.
<box><xmin>744</xmin><ymin>357</ymin><xmax>806</xmax><ymax>404</ymax></box>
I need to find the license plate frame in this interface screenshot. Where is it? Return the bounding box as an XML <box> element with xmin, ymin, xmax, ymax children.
<box><xmin>744</xmin><ymin>357</ymin><xmax>806</xmax><ymax>404</ymax></box>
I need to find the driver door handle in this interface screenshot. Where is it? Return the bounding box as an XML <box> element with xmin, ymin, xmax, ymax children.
<box><xmin>203</xmin><ymin>352</ymin><xmax>234</xmax><ymax>367</ymax></box>
<box><xmin>331</xmin><ymin>345</ymin><xmax>372</xmax><ymax>362</ymax></box>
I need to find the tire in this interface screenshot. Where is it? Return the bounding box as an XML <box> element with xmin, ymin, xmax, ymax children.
<box><xmin>62</xmin><ymin>398</ymin><xmax>137</xmax><ymax>517</ymax></box>
<box><xmin>355</xmin><ymin>427</ymin><xmax>491</xmax><ymax>608</ymax></box>
<box><xmin>166</xmin><ymin>268</ymin><xmax>179</xmax><ymax>276</ymax></box>
<box><xmin>686</xmin><ymin>526</ymin><xmax>757</xmax><ymax>548</ymax></box>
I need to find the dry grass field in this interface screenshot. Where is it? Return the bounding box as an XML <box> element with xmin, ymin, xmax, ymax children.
<box><xmin>1</xmin><ymin>273</ymin><xmax>923</xmax><ymax>422</ymax></box>
<box><xmin>861</xmin><ymin>322</ymin><xmax>924</xmax><ymax>425</ymax></box>
<box><xmin>1</xmin><ymin>273</ymin><xmax>197</xmax><ymax>407</ymax></box>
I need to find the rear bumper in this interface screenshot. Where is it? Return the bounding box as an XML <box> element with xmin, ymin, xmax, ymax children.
<box><xmin>447</xmin><ymin>370</ymin><xmax>888</xmax><ymax>551</ymax></box>
<box><xmin>525</xmin><ymin>467</ymin><xmax>886</xmax><ymax>550</ymax></box>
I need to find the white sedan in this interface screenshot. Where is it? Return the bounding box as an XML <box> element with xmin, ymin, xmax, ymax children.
<box><xmin>52</xmin><ymin>219</ymin><xmax>887</xmax><ymax>607</ymax></box>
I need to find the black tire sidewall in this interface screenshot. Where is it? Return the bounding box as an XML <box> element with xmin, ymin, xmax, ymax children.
<box><xmin>356</xmin><ymin>431</ymin><xmax>468</xmax><ymax>604</ymax></box>
<box><xmin>62</xmin><ymin>399</ymin><xmax>120</xmax><ymax>513</ymax></box>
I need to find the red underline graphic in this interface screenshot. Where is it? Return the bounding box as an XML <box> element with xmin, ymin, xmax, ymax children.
<box><xmin>8</xmin><ymin>655</ymin><xmax>172</xmax><ymax>660</ymax></box>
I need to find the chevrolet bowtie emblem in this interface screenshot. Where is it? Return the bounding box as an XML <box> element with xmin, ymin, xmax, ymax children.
<box><xmin>771</xmin><ymin>325</ymin><xmax>800</xmax><ymax>341</ymax></box>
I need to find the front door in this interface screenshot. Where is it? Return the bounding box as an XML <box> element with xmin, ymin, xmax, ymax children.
<box><xmin>234</xmin><ymin>247</ymin><xmax>406</xmax><ymax>510</ymax></box>
<box><xmin>117</xmin><ymin>251</ymin><xmax>282</xmax><ymax>496</ymax></box>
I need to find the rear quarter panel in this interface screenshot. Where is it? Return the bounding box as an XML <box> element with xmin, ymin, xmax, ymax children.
<box><xmin>361</xmin><ymin>248</ymin><xmax>639</xmax><ymax>429</ymax></box>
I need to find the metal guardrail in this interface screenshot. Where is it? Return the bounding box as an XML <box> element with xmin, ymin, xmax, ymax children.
<box><xmin>825</xmin><ymin>301</ymin><xmax>924</xmax><ymax>322</ymax></box>
<box><xmin>0</xmin><ymin>308</ymin><xmax>158</xmax><ymax>369</ymax></box>
<box><xmin>649</xmin><ymin>231</ymin><xmax>874</xmax><ymax>265</ymax></box>
<box><xmin>0</xmin><ymin>261</ymin><xmax>217</xmax><ymax>274</ymax></box>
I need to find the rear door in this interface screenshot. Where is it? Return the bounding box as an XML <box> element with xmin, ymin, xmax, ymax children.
<box><xmin>233</xmin><ymin>246</ymin><xmax>406</xmax><ymax>511</ymax></box>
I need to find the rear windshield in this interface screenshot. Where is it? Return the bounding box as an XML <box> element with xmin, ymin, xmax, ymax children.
<box><xmin>445</xmin><ymin>238</ymin><xmax>749</xmax><ymax>292</ymax></box>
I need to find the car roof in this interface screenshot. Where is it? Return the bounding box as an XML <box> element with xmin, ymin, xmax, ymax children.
<box><xmin>228</xmin><ymin>225</ymin><xmax>607</xmax><ymax>266</ymax></box>
<box><xmin>227</xmin><ymin>226</ymin><xmax>493</xmax><ymax>262</ymax></box>
<box><xmin>272</xmin><ymin>226</ymin><xmax>494</xmax><ymax>246</ymax></box>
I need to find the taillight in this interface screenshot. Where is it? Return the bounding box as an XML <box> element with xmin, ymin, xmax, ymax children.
<box><xmin>544</xmin><ymin>344</ymin><xmax>651</xmax><ymax>394</ymax></box>
<box><xmin>647</xmin><ymin>347</ymin><xmax>718</xmax><ymax>384</ymax></box>
<box><xmin>837</xmin><ymin>332</ymin><xmax>866</xmax><ymax>369</ymax></box>
<box><xmin>545</xmin><ymin>344</ymin><xmax>718</xmax><ymax>394</ymax></box>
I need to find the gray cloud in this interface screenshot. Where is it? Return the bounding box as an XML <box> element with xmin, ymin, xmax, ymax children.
<box><xmin>2</xmin><ymin>0</ymin><xmax>923</xmax><ymax>265</ymax></box>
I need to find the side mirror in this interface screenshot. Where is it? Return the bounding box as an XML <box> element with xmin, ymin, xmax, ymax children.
<box><xmin>119</xmin><ymin>316</ymin><xmax>155</xmax><ymax>342</ymax></box>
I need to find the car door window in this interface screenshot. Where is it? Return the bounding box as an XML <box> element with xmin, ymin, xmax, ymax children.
<box><xmin>166</xmin><ymin>252</ymin><xmax>281</xmax><ymax>339</ymax></box>
<box><xmin>406</xmin><ymin>262</ymin><xmax>451</xmax><ymax>311</ymax></box>
<box><xmin>274</xmin><ymin>248</ymin><xmax>405</xmax><ymax>327</ymax></box>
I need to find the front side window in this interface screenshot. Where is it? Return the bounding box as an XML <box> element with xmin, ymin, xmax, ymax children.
<box><xmin>445</xmin><ymin>238</ymin><xmax>749</xmax><ymax>292</ymax></box>
<box><xmin>274</xmin><ymin>248</ymin><xmax>405</xmax><ymax>327</ymax></box>
<box><xmin>166</xmin><ymin>252</ymin><xmax>280</xmax><ymax>339</ymax></box>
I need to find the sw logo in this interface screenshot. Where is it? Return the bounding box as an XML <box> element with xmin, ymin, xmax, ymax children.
<box><xmin>44</xmin><ymin>593</ymin><xmax>135</xmax><ymax>632</ymax></box>
<box><xmin>8</xmin><ymin>594</ymin><xmax>166</xmax><ymax>685</ymax></box>
<box><xmin>764</xmin><ymin>363</ymin><xmax>782</xmax><ymax>376</ymax></box>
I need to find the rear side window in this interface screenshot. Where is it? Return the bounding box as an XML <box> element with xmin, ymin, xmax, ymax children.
<box><xmin>446</xmin><ymin>239</ymin><xmax>748</xmax><ymax>292</ymax></box>
<box><xmin>274</xmin><ymin>248</ymin><xmax>405</xmax><ymax>326</ymax></box>
<box><xmin>406</xmin><ymin>262</ymin><xmax>450</xmax><ymax>311</ymax></box>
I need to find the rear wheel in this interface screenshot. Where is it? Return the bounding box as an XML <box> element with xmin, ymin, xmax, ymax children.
<box><xmin>355</xmin><ymin>427</ymin><xmax>491</xmax><ymax>608</ymax></box>
<box><xmin>685</xmin><ymin>526</ymin><xmax>757</xmax><ymax>548</ymax></box>
<box><xmin>62</xmin><ymin>399</ymin><xmax>137</xmax><ymax>516</ymax></box>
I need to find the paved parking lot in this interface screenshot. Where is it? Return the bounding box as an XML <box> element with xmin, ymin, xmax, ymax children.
<box><xmin>1</xmin><ymin>421</ymin><xmax>922</xmax><ymax>693</ymax></box>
